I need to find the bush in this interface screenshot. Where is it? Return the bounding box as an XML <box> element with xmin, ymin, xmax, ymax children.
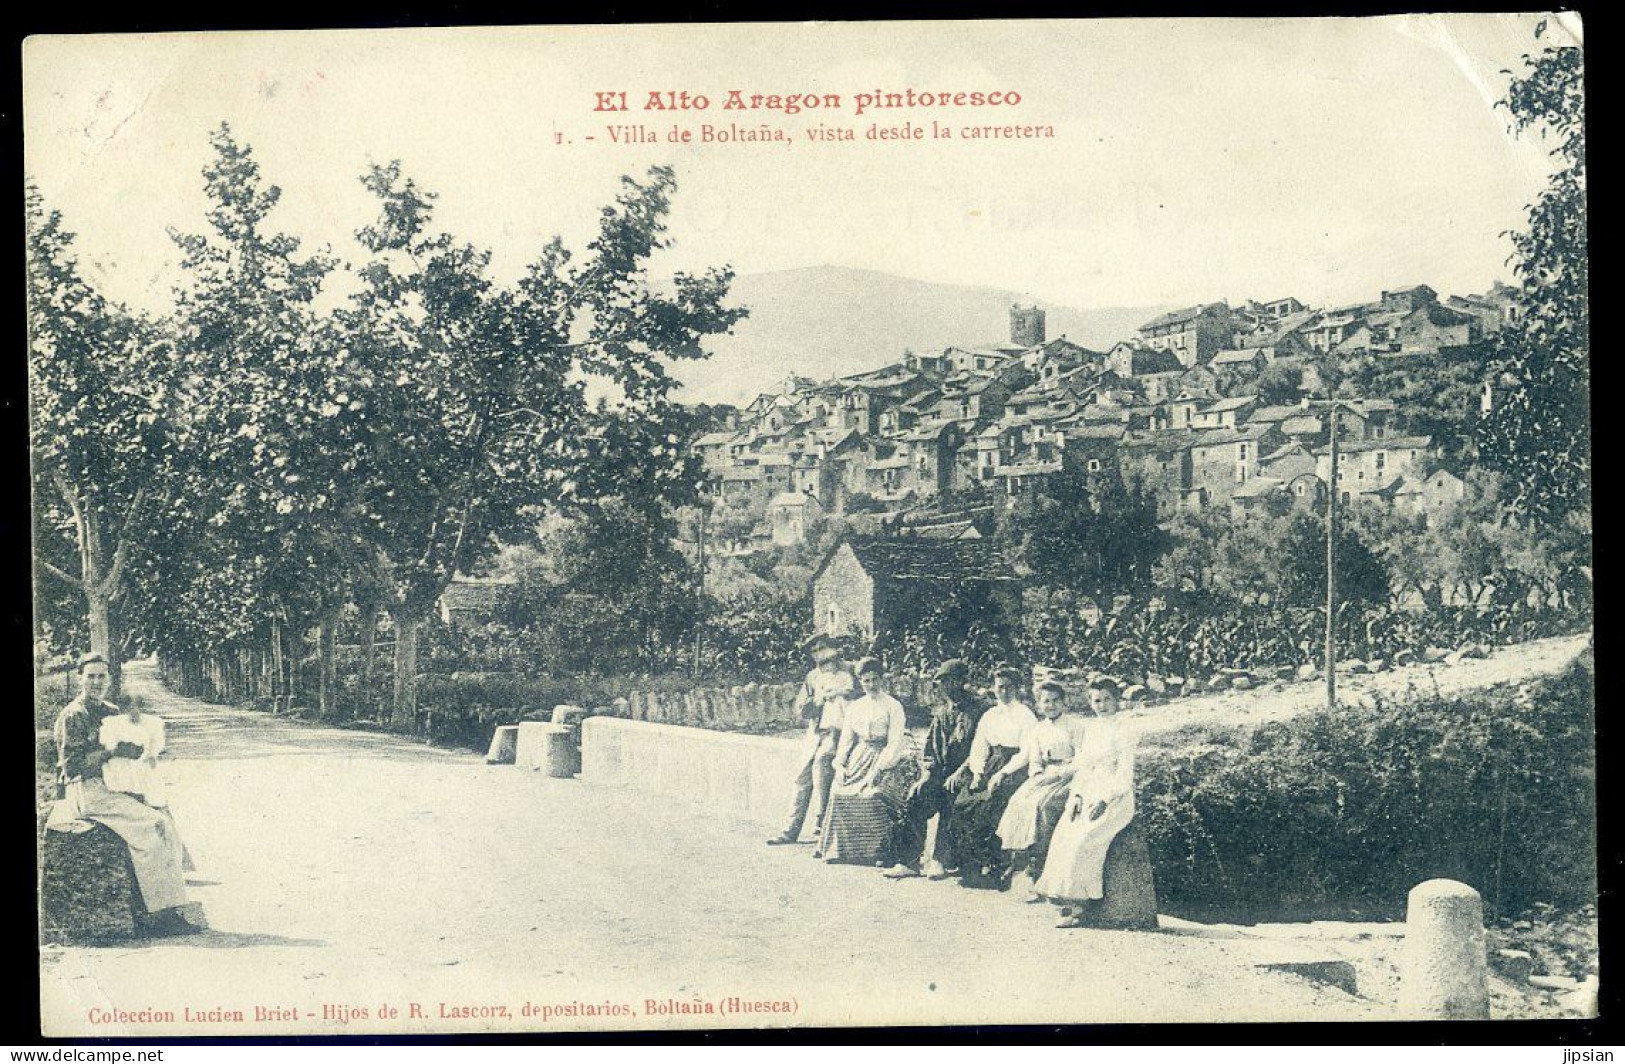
<box><xmin>35</xmin><ymin>674</ymin><xmax>75</xmax><ymax>730</ymax></box>
<box><xmin>1138</xmin><ymin>650</ymin><xmax>1596</xmax><ymax>922</ymax></box>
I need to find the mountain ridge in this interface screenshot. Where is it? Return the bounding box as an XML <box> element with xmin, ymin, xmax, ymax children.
<box><xmin>673</xmin><ymin>264</ymin><xmax>1176</xmax><ymax>406</ymax></box>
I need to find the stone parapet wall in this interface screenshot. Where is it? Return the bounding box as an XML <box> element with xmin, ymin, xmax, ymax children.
<box><xmin>625</xmin><ymin>676</ymin><xmax>930</xmax><ymax>730</ymax></box>
<box><xmin>579</xmin><ymin>717</ymin><xmax>808</xmax><ymax>827</ymax></box>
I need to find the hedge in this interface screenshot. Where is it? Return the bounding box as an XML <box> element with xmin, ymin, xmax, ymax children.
<box><xmin>1137</xmin><ymin>647</ymin><xmax>1596</xmax><ymax>922</ymax></box>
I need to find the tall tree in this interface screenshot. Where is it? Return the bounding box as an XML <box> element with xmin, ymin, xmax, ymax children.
<box><xmin>1016</xmin><ymin>466</ymin><xmax>1166</xmax><ymax>596</ymax></box>
<box><xmin>165</xmin><ymin>124</ymin><xmax>348</xmax><ymax>714</ymax></box>
<box><xmin>27</xmin><ymin>184</ymin><xmax>179</xmax><ymax>693</ymax></box>
<box><xmin>341</xmin><ymin>162</ymin><xmax>745</xmax><ymax>725</ymax></box>
<box><xmin>1476</xmin><ymin>29</ymin><xmax>1588</xmax><ymax>528</ymax></box>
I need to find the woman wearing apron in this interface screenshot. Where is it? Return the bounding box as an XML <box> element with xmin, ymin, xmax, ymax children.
<box><xmin>816</xmin><ymin>657</ymin><xmax>916</xmax><ymax>867</ymax></box>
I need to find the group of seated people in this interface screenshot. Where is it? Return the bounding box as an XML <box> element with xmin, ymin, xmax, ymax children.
<box><xmin>45</xmin><ymin>653</ymin><xmax>204</xmax><ymax>937</ymax></box>
<box><xmin>769</xmin><ymin>635</ymin><xmax>1156</xmax><ymax>930</ymax></box>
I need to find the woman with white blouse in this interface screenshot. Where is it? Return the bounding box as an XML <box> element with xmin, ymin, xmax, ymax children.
<box><xmin>815</xmin><ymin>657</ymin><xmax>916</xmax><ymax>866</ymax></box>
<box><xmin>943</xmin><ymin>665</ymin><xmax>1037</xmax><ymax>886</ymax></box>
<box><xmin>993</xmin><ymin>679</ymin><xmax>1082</xmax><ymax>883</ymax></box>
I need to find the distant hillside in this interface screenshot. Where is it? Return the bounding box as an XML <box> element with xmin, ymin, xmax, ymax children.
<box><xmin>674</xmin><ymin>265</ymin><xmax>1174</xmax><ymax>405</ymax></box>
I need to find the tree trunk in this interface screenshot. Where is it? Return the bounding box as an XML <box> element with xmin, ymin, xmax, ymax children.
<box><xmin>86</xmin><ymin>587</ymin><xmax>120</xmax><ymax>698</ymax></box>
<box><xmin>358</xmin><ymin>602</ymin><xmax>379</xmax><ymax>719</ymax></box>
<box><xmin>269</xmin><ymin>613</ymin><xmax>286</xmax><ymax>715</ymax></box>
<box><xmin>317</xmin><ymin>607</ymin><xmax>341</xmax><ymax>720</ymax></box>
<box><xmin>390</xmin><ymin>611</ymin><xmax>423</xmax><ymax>731</ymax></box>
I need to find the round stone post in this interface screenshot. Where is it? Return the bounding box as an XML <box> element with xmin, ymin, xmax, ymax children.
<box><xmin>1399</xmin><ymin>879</ymin><xmax>1489</xmax><ymax>1019</ymax></box>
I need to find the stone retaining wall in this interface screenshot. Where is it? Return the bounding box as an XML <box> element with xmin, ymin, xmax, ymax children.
<box><xmin>580</xmin><ymin>717</ymin><xmax>808</xmax><ymax>827</ymax></box>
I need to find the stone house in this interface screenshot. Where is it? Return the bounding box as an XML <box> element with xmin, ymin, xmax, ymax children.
<box><xmin>767</xmin><ymin>491</ymin><xmax>824</xmax><ymax>547</ymax></box>
<box><xmin>892</xmin><ymin>421</ymin><xmax>965</xmax><ymax>498</ymax></box>
<box><xmin>1302</xmin><ymin>308</ymin><xmax>1366</xmax><ymax>353</ymax></box>
<box><xmin>1118</xmin><ymin>432</ymin><xmax>1194</xmax><ymax>517</ymax></box>
<box><xmin>1389</xmin><ymin>303</ymin><xmax>1482</xmax><ymax>354</ymax></box>
<box><xmin>1385</xmin><ymin>468</ymin><xmax>1466</xmax><ymax>524</ymax></box>
<box><xmin>1137</xmin><ymin>303</ymin><xmax>1235</xmax><ymax>368</ymax></box>
<box><xmin>1333</xmin><ymin>399</ymin><xmax>1397</xmax><ymax>442</ymax></box>
<box><xmin>1022</xmin><ymin>336</ymin><xmax>1100</xmax><ymax>375</ymax></box>
<box><xmin>1258</xmin><ymin>441</ymin><xmax>1318</xmax><ymax>482</ymax></box>
<box><xmin>1191</xmin><ymin>395</ymin><xmax>1260</xmax><ymax>432</ymax></box>
<box><xmin>1315</xmin><ymin>435</ymin><xmax>1434</xmax><ymax>505</ymax></box>
<box><xmin>1447</xmin><ymin>282</ymin><xmax>1522</xmax><ymax>335</ymax></box>
<box><xmin>1106</xmin><ymin>342</ymin><xmax>1185</xmax><ymax>379</ymax></box>
<box><xmin>1188</xmin><ymin>424</ymin><xmax>1283</xmax><ymax>508</ymax></box>
<box><xmin>1379</xmin><ymin>284</ymin><xmax>1439</xmax><ymax>314</ymax></box>
<box><xmin>811</xmin><ymin>536</ymin><xmax>1021</xmax><ymax>641</ymax></box>
<box><xmin>1209</xmin><ymin>347</ymin><xmax>1270</xmax><ymax>374</ymax></box>
<box><xmin>1138</xmin><ymin>369</ymin><xmax>1186</xmax><ymax>404</ymax></box>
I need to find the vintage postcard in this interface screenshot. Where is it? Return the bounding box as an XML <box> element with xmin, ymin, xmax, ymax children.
<box><xmin>28</xmin><ymin>15</ymin><xmax>1592</xmax><ymax>1037</ymax></box>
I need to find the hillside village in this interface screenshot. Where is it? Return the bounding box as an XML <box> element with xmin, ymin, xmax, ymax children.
<box><xmin>691</xmin><ymin>282</ymin><xmax>1522</xmax><ymax>555</ymax></box>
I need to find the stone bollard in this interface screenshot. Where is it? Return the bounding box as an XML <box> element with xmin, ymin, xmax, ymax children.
<box><xmin>40</xmin><ymin>821</ymin><xmax>142</xmax><ymax>942</ymax></box>
<box><xmin>485</xmin><ymin>724</ymin><xmax>519</xmax><ymax>764</ymax></box>
<box><xmin>1399</xmin><ymin>879</ymin><xmax>1490</xmax><ymax>1019</ymax></box>
<box><xmin>549</xmin><ymin>704</ymin><xmax>587</xmax><ymax>726</ymax></box>
<box><xmin>516</xmin><ymin>721</ymin><xmax>581</xmax><ymax>778</ymax></box>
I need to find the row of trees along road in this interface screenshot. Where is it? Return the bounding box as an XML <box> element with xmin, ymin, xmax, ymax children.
<box><xmin>29</xmin><ymin>124</ymin><xmax>746</xmax><ymax>723</ymax></box>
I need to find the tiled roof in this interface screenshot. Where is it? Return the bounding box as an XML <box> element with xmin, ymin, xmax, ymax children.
<box><xmin>1231</xmin><ymin>476</ymin><xmax>1285</xmax><ymax>500</ymax></box>
<box><xmin>824</xmin><ymin>536</ymin><xmax>1019</xmax><ymax>585</ymax></box>
<box><xmin>1203</xmin><ymin>396</ymin><xmax>1258</xmax><ymax>412</ymax></box>
<box><xmin>1313</xmin><ymin>434</ymin><xmax>1433</xmax><ymax>455</ymax></box>
<box><xmin>1249</xmin><ymin>404</ymin><xmax>1305</xmax><ymax>424</ymax></box>
<box><xmin>1193</xmin><ymin>424</ymin><xmax>1274</xmax><ymax>448</ymax></box>
<box><xmin>1210</xmin><ymin>348</ymin><xmax>1268</xmax><ymax>365</ymax></box>
<box><xmin>1065</xmin><ymin>424</ymin><xmax>1127</xmax><ymax>442</ymax></box>
<box><xmin>1140</xmin><ymin>302</ymin><xmax>1225</xmax><ymax>331</ymax></box>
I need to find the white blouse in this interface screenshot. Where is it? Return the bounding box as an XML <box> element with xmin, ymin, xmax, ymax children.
<box><xmin>840</xmin><ymin>692</ymin><xmax>908</xmax><ymax>772</ymax></box>
<box><xmin>968</xmin><ymin>699</ymin><xmax>1037</xmax><ymax>774</ymax></box>
<box><xmin>1018</xmin><ymin>714</ymin><xmax>1086</xmax><ymax>774</ymax></box>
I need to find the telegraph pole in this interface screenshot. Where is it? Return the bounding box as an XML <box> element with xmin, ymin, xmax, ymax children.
<box><xmin>1307</xmin><ymin>391</ymin><xmax>1356</xmax><ymax>710</ymax></box>
<box><xmin>693</xmin><ymin>503</ymin><xmax>708</xmax><ymax>681</ymax></box>
<box><xmin>1325</xmin><ymin>402</ymin><xmax>1340</xmax><ymax>709</ymax></box>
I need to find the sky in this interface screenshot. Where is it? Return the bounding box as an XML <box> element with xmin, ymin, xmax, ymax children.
<box><xmin>24</xmin><ymin>15</ymin><xmax>1580</xmax><ymax>322</ymax></box>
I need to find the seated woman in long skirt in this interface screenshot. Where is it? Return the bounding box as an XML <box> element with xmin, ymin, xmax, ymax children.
<box><xmin>943</xmin><ymin>665</ymin><xmax>1036</xmax><ymax>885</ymax></box>
<box><xmin>816</xmin><ymin>657</ymin><xmax>916</xmax><ymax>867</ymax></box>
<box><xmin>1036</xmin><ymin>676</ymin><xmax>1158</xmax><ymax>929</ymax></box>
<box><xmin>992</xmin><ymin>679</ymin><xmax>1079</xmax><ymax>888</ymax></box>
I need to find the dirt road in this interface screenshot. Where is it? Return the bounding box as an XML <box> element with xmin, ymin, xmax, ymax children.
<box><xmin>1125</xmin><ymin>631</ymin><xmax>1592</xmax><ymax>738</ymax></box>
<box><xmin>40</xmin><ymin>633</ymin><xmax>1589</xmax><ymax>1036</ymax></box>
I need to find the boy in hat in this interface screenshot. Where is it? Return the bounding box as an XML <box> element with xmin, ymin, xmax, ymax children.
<box><xmin>884</xmin><ymin>658</ymin><xmax>977</xmax><ymax>878</ymax></box>
<box><xmin>767</xmin><ymin>634</ymin><xmax>857</xmax><ymax>845</ymax></box>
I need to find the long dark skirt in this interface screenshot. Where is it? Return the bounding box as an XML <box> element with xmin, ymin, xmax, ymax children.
<box><xmin>945</xmin><ymin>745</ymin><xmax>1025</xmax><ymax>874</ymax></box>
<box><xmin>818</xmin><ymin>744</ymin><xmax>917</xmax><ymax>867</ymax></box>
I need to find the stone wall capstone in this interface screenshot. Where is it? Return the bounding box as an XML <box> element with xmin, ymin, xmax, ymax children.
<box><xmin>620</xmin><ymin>675</ymin><xmax>933</xmax><ymax>731</ymax></box>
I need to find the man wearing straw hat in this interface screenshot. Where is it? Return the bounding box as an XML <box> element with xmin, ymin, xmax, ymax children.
<box><xmin>767</xmin><ymin>633</ymin><xmax>857</xmax><ymax>846</ymax></box>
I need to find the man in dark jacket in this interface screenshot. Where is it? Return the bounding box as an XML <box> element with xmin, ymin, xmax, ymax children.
<box><xmin>884</xmin><ymin>658</ymin><xmax>978</xmax><ymax>878</ymax></box>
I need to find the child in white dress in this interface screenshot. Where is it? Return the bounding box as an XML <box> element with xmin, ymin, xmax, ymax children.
<box><xmin>98</xmin><ymin>709</ymin><xmax>169</xmax><ymax>809</ymax></box>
